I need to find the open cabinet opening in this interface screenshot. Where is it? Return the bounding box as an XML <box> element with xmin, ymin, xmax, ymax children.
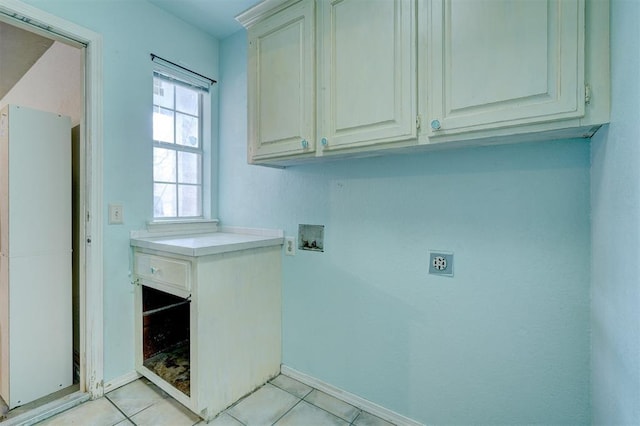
<box><xmin>142</xmin><ymin>286</ymin><xmax>191</xmax><ymax>396</ymax></box>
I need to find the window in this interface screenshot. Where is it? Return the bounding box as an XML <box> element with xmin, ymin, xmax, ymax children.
<box><xmin>152</xmin><ymin>71</ymin><xmax>207</xmax><ymax>219</ymax></box>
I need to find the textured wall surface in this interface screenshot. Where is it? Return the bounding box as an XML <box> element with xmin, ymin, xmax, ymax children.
<box><xmin>220</xmin><ymin>31</ymin><xmax>591</xmax><ymax>424</ymax></box>
<box><xmin>591</xmin><ymin>0</ymin><xmax>640</xmax><ymax>424</ymax></box>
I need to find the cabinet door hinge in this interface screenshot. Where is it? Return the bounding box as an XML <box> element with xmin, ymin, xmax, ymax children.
<box><xmin>416</xmin><ymin>114</ymin><xmax>422</xmax><ymax>129</ymax></box>
<box><xmin>585</xmin><ymin>84</ymin><xmax>591</xmax><ymax>104</ymax></box>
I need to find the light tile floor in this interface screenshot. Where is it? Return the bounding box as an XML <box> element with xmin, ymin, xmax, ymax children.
<box><xmin>34</xmin><ymin>374</ymin><xmax>396</xmax><ymax>426</ymax></box>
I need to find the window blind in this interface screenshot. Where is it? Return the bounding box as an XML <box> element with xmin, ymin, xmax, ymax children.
<box><xmin>151</xmin><ymin>53</ymin><xmax>215</xmax><ymax>93</ymax></box>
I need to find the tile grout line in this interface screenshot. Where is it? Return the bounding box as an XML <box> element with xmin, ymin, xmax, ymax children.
<box><xmin>104</xmin><ymin>395</ymin><xmax>137</xmax><ymax>426</ymax></box>
<box><xmin>268</xmin><ymin>380</ymin><xmax>314</xmax><ymax>400</ymax></box>
<box><xmin>225</xmin><ymin>411</ymin><xmax>247</xmax><ymax>426</ymax></box>
<box><xmin>303</xmin><ymin>400</ymin><xmax>361</xmax><ymax>425</ymax></box>
<box><xmin>219</xmin><ymin>383</ymin><xmax>275</xmax><ymax>425</ymax></box>
<box><xmin>265</xmin><ymin>378</ymin><xmax>312</xmax><ymax>425</ymax></box>
<box><xmin>270</xmin><ymin>398</ymin><xmax>304</xmax><ymax>426</ymax></box>
<box><xmin>267</xmin><ymin>380</ymin><xmax>324</xmax><ymax>424</ymax></box>
<box><xmin>270</xmin><ymin>378</ymin><xmax>362</xmax><ymax>425</ymax></box>
<box><xmin>302</xmin><ymin>390</ymin><xmax>363</xmax><ymax>424</ymax></box>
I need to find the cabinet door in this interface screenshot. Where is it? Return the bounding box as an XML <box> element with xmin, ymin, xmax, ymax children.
<box><xmin>247</xmin><ymin>0</ymin><xmax>315</xmax><ymax>161</ymax></box>
<box><xmin>422</xmin><ymin>0</ymin><xmax>584</xmax><ymax>137</ymax></box>
<box><xmin>318</xmin><ymin>0</ymin><xmax>416</xmax><ymax>152</ymax></box>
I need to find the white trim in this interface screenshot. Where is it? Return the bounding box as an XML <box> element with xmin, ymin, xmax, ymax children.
<box><xmin>83</xmin><ymin>19</ymin><xmax>104</xmax><ymax>401</ymax></box>
<box><xmin>133</xmin><ymin>219</ymin><xmax>220</xmax><ymax>238</ymax></box>
<box><xmin>235</xmin><ymin>0</ymin><xmax>299</xmax><ymax>28</ymax></box>
<box><xmin>1</xmin><ymin>391</ymin><xmax>90</xmax><ymax>426</ymax></box>
<box><xmin>103</xmin><ymin>371</ymin><xmax>141</xmax><ymax>394</ymax></box>
<box><xmin>280</xmin><ymin>365</ymin><xmax>424</xmax><ymax>426</ymax></box>
<box><xmin>0</xmin><ymin>0</ymin><xmax>104</xmax><ymax>401</ymax></box>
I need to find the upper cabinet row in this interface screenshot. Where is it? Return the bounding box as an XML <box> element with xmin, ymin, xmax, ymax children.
<box><xmin>237</xmin><ymin>0</ymin><xmax>609</xmax><ymax>166</ymax></box>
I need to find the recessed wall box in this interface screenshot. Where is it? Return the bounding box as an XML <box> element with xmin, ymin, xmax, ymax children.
<box><xmin>298</xmin><ymin>224</ymin><xmax>324</xmax><ymax>252</ymax></box>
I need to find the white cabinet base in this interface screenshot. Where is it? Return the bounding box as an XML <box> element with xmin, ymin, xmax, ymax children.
<box><xmin>134</xmin><ymin>244</ymin><xmax>282</xmax><ymax>421</ymax></box>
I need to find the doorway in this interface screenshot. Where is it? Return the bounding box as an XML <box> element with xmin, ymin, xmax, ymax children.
<box><xmin>0</xmin><ymin>0</ymin><xmax>103</xmax><ymax>422</ymax></box>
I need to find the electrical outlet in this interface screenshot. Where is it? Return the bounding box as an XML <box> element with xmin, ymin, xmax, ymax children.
<box><xmin>284</xmin><ymin>237</ymin><xmax>296</xmax><ymax>256</ymax></box>
<box><xmin>108</xmin><ymin>203</ymin><xmax>124</xmax><ymax>224</ymax></box>
<box><xmin>429</xmin><ymin>251</ymin><xmax>454</xmax><ymax>277</ymax></box>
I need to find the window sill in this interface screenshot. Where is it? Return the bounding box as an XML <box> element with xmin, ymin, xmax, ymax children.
<box><xmin>130</xmin><ymin>219</ymin><xmax>220</xmax><ymax>239</ymax></box>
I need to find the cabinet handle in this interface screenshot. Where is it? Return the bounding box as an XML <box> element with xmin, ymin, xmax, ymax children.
<box><xmin>321</xmin><ymin>137</ymin><xmax>328</xmax><ymax>147</ymax></box>
<box><xmin>150</xmin><ymin>267</ymin><xmax>160</xmax><ymax>274</ymax></box>
<box><xmin>430</xmin><ymin>119</ymin><xmax>441</xmax><ymax>131</ymax></box>
<box><xmin>301</xmin><ymin>139</ymin><xmax>309</xmax><ymax>149</ymax></box>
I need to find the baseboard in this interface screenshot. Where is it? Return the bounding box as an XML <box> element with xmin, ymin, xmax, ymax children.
<box><xmin>280</xmin><ymin>365</ymin><xmax>423</xmax><ymax>426</ymax></box>
<box><xmin>103</xmin><ymin>371</ymin><xmax>141</xmax><ymax>394</ymax></box>
<box><xmin>3</xmin><ymin>391</ymin><xmax>89</xmax><ymax>426</ymax></box>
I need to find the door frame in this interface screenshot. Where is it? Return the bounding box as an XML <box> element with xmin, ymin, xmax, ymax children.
<box><xmin>0</xmin><ymin>0</ymin><xmax>104</xmax><ymax>399</ymax></box>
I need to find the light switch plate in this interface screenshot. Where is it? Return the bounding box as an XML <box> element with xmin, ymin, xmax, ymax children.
<box><xmin>108</xmin><ymin>203</ymin><xmax>124</xmax><ymax>224</ymax></box>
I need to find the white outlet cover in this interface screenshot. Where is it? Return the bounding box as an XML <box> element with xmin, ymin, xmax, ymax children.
<box><xmin>284</xmin><ymin>236</ymin><xmax>296</xmax><ymax>256</ymax></box>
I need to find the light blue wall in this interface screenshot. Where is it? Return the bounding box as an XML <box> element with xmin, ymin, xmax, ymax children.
<box><xmin>21</xmin><ymin>0</ymin><xmax>220</xmax><ymax>382</ymax></box>
<box><xmin>591</xmin><ymin>0</ymin><xmax>640</xmax><ymax>424</ymax></box>
<box><xmin>220</xmin><ymin>31</ymin><xmax>591</xmax><ymax>424</ymax></box>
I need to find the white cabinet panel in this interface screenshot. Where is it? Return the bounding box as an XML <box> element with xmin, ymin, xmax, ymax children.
<box><xmin>319</xmin><ymin>0</ymin><xmax>416</xmax><ymax>151</ymax></box>
<box><xmin>5</xmin><ymin>106</ymin><xmax>71</xmax><ymax>256</ymax></box>
<box><xmin>9</xmin><ymin>253</ymin><xmax>72</xmax><ymax>407</ymax></box>
<box><xmin>247</xmin><ymin>0</ymin><xmax>315</xmax><ymax>160</ymax></box>
<box><xmin>0</xmin><ymin>105</ymin><xmax>72</xmax><ymax>409</ymax></box>
<box><xmin>422</xmin><ymin>0</ymin><xmax>584</xmax><ymax>136</ymax></box>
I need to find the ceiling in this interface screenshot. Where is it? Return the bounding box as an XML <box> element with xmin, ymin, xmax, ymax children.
<box><xmin>0</xmin><ymin>0</ymin><xmax>261</xmax><ymax>100</ymax></box>
<box><xmin>147</xmin><ymin>0</ymin><xmax>262</xmax><ymax>40</ymax></box>
<box><xmin>0</xmin><ymin>21</ymin><xmax>54</xmax><ymax>99</ymax></box>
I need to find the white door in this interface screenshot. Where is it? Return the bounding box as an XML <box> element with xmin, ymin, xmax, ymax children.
<box><xmin>422</xmin><ymin>0</ymin><xmax>584</xmax><ymax>137</ymax></box>
<box><xmin>0</xmin><ymin>1</ymin><xmax>105</xmax><ymax>407</ymax></box>
<box><xmin>318</xmin><ymin>0</ymin><xmax>416</xmax><ymax>152</ymax></box>
<box><xmin>247</xmin><ymin>0</ymin><xmax>316</xmax><ymax>161</ymax></box>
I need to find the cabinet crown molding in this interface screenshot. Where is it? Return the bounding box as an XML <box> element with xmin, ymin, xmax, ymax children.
<box><xmin>236</xmin><ymin>0</ymin><xmax>301</xmax><ymax>28</ymax></box>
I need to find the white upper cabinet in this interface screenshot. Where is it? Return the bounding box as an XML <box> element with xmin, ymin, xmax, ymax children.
<box><xmin>239</xmin><ymin>0</ymin><xmax>417</xmax><ymax>164</ymax></box>
<box><xmin>318</xmin><ymin>0</ymin><xmax>416</xmax><ymax>152</ymax></box>
<box><xmin>246</xmin><ymin>0</ymin><xmax>316</xmax><ymax>161</ymax></box>
<box><xmin>421</xmin><ymin>0</ymin><xmax>585</xmax><ymax>138</ymax></box>
<box><xmin>238</xmin><ymin>0</ymin><xmax>609</xmax><ymax>165</ymax></box>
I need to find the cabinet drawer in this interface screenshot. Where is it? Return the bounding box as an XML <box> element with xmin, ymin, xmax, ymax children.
<box><xmin>135</xmin><ymin>253</ymin><xmax>191</xmax><ymax>292</ymax></box>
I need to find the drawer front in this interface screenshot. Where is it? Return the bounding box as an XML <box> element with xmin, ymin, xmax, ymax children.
<box><xmin>135</xmin><ymin>252</ymin><xmax>191</xmax><ymax>292</ymax></box>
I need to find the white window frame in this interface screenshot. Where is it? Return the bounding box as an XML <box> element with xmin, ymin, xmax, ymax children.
<box><xmin>151</xmin><ymin>67</ymin><xmax>212</xmax><ymax>223</ymax></box>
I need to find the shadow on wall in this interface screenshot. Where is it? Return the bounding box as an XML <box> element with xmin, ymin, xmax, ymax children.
<box><xmin>282</xmin><ymin>137</ymin><xmax>591</xmax><ymax>181</ymax></box>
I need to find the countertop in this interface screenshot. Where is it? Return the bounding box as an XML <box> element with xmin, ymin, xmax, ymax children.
<box><xmin>130</xmin><ymin>230</ymin><xmax>284</xmax><ymax>257</ymax></box>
